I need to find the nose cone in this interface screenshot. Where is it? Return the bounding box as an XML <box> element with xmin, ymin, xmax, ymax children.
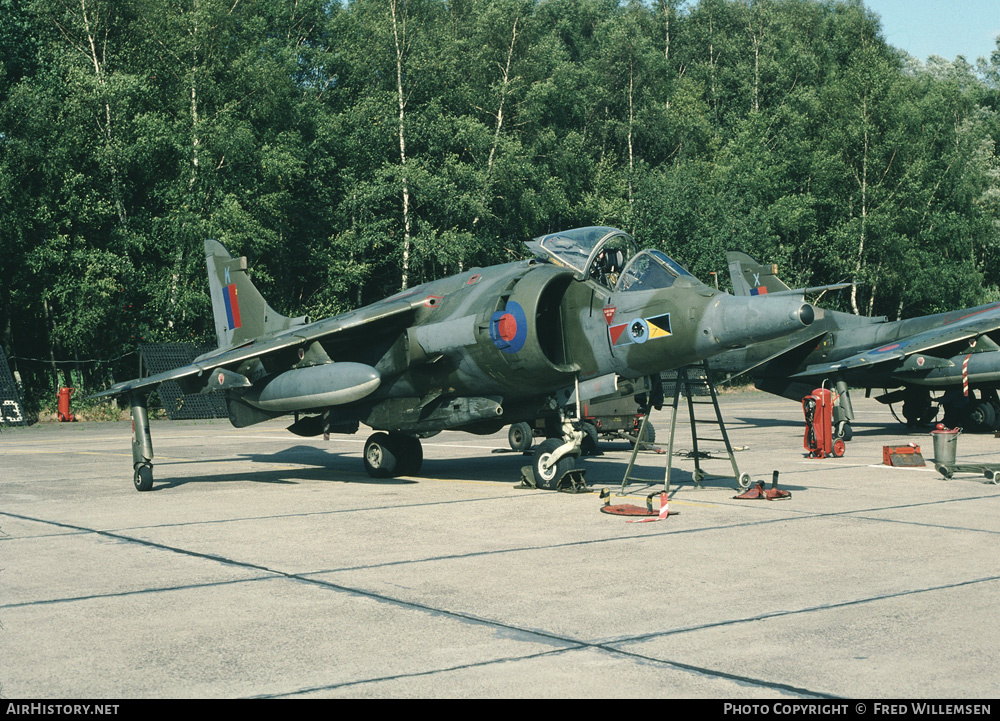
<box><xmin>695</xmin><ymin>294</ymin><xmax>814</xmax><ymax>355</ymax></box>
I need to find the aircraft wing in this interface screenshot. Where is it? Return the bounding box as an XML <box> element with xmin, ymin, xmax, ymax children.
<box><xmin>790</xmin><ymin>305</ymin><xmax>1000</xmax><ymax>379</ymax></box>
<box><xmin>90</xmin><ymin>296</ymin><xmax>425</xmax><ymax>399</ymax></box>
<box><xmin>721</xmin><ymin>329</ymin><xmax>830</xmax><ymax>379</ymax></box>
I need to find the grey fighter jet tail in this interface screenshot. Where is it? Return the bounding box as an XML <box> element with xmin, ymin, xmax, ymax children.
<box><xmin>727</xmin><ymin>251</ymin><xmax>851</xmax><ymax>299</ymax></box>
<box><xmin>727</xmin><ymin>251</ymin><xmax>791</xmax><ymax>296</ymax></box>
<box><xmin>719</xmin><ymin>249</ymin><xmax>1000</xmax><ymax>436</ymax></box>
<box><xmin>205</xmin><ymin>239</ymin><xmax>308</xmax><ymax>348</ymax></box>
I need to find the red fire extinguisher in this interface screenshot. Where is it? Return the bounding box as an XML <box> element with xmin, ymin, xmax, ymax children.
<box><xmin>803</xmin><ymin>387</ymin><xmax>844</xmax><ymax>458</ymax></box>
<box><xmin>57</xmin><ymin>386</ymin><xmax>76</xmax><ymax>422</ymax></box>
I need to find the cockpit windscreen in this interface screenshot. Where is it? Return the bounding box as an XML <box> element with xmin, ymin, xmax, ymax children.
<box><xmin>616</xmin><ymin>250</ymin><xmax>693</xmax><ymax>292</ymax></box>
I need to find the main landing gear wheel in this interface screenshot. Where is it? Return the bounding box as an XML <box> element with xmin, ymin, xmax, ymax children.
<box><xmin>533</xmin><ymin>438</ymin><xmax>575</xmax><ymax>490</ymax></box>
<box><xmin>581</xmin><ymin>422</ymin><xmax>600</xmax><ymax>456</ymax></box>
<box><xmin>363</xmin><ymin>432</ymin><xmax>423</xmax><ymax>478</ymax></box>
<box><xmin>628</xmin><ymin>422</ymin><xmax>656</xmax><ymax>448</ymax></box>
<box><xmin>902</xmin><ymin>388</ymin><xmax>935</xmax><ymax>428</ymax></box>
<box><xmin>508</xmin><ymin>422</ymin><xmax>533</xmax><ymax>452</ymax></box>
<box><xmin>968</xmin><ymin>401</ymin><xmax>996</xmax><ymax>431</ymax></box>
<box><xmin>133</xmin><ymin>463</ymin><xmax>153</xmax><ymax>492</ymax></box>
<box><xmin>392</xmin><ymin>433</ymin><xmax>423</xmax><ymax>476</ymax></box>
<box><xmin>835</xmin><ymin>421</ymin><xmax>853</xmax><ymax>442</ymax></box>
<box><xmin>737</xmin><ymin>473</ymin><xmax>752</xmax><ymax>491</ymax></box>
<box><xmin>364</xmin><ymin>432</ymin><xmax>399</xmax><ymax>478</ymax></box>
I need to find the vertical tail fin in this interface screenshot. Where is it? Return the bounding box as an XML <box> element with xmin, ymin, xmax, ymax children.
<box><xmin>726</xmin><ymin>251</ymin><xmax>791</xmax><ymax>296</ymax></box>
<box><xmin>205</xmin><ymin>239</ymin><xmax>307</xmax><ymax>348</ymax></box>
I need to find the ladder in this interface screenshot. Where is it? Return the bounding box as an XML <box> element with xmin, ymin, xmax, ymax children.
<box><xmin>620</xmin><ymin>361</ymin><xmax>749</xmax><ymax>493</ymax></box>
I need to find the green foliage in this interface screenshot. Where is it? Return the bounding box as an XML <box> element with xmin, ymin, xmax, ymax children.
<box><xmin>2</xmin><ymin>0</ymin><xmax>1000</xmax><ymax>402</ymax></box>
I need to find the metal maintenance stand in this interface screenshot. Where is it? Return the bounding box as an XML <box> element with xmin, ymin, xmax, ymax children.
<box><xmin>621</xmin><ymin>361</ymin><xmax>750</xmax><ymax>494</ymax></box>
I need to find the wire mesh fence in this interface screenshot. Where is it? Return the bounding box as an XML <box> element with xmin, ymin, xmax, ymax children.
<box><xmin>0</xmin><ymin>348</ymin><xmax>27</xmax><ymax>427</ymax></box>
<box><xmin>138</xmin><ymin>344</ymin><xmax>228</xmax><ymax>421</ymax></box>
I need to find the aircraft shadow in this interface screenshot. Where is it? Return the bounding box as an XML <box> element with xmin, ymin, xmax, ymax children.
<box><xmin>152</xmin><ymin>444</ymin><xmax>420</xmax><ymax>490</ymax></box>
<box><xmin>148</xmin><ymin>443</ymin><xmax>560</xmax><ymax>490</ymax></box>
<box><xmin>730</xmin><ymin>415</ymin><xmax>947</xmax><ymax>439</ymax></box>
<box><xmin>147</xmin><ymin>440</ymin><xmax>823</xmax><ymax>492</ymax></box>
<box><xmin>153</xmin><ymin>469</ymin><xmax>419</xmax><ymax>491</ymax></box>
<box><xmin>584</xmin><ymin>442</ymin><xmax>810</xmax><ymax>492</ymax></box>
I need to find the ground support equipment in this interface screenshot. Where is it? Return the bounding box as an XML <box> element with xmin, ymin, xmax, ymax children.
<box><xmin>882</xmin><ymin>445</ymin><xmax>925</xmax><ymax>467</ymax></box>
<box><xmin>733</xmin><ymin>471</ymin><xmax>791</xmax><ymax>500</ymax></box>
<box><xmin>803</xmin><ymin>387</ymin><xmax>845</xmax><ymax>458</ymax></box>
<box><xmin>599</xmin><ymin>489</ymin><xmax>677</xmax><ymax>521</ymax></box>
<box><xmin>517</xmin><ymin>465</ymin><xmax>590</xmax><ymax>493</ymax></box>
<box><xmin>935</xmin><ymin>463</ymin><xmax>1000</xmax><ymax>483</ymax></box>
<box><xmin>620</xmin><ymin>361</ymin><xmax>750</xmax><ymax>494</ymax></box>
<box><xmin>929</xmin><ymin>424</ymin><xmax>1000</xmax><ymax>482</ymax></box>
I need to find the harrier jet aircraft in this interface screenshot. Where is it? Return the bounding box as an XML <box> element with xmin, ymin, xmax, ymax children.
<box><xmin>715</xmin><ymin>252</ymin><xmax>1000</xmax><ymax>437</ymax></box>
<box><xmin>93</xmin><ymin>228</ymin><xmax>815</xmax><ymax>491</ymax></box>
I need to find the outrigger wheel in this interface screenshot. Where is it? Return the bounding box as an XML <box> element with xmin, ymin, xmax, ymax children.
<box><xmin>129</xmin><ymin>392</ymin><xmax>155</xmax><ymax>492</ymax></box>
<box><xmin>133</xmin><ymin>463</ymin><xmax>153</xmax><ymax>492</ymax></box>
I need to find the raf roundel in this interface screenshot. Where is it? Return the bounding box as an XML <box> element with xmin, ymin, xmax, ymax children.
<box><xmin>628</xmin><ymin>318</ymin><xmax>649</xmax><ymax>344</ymax></box>
<box><xmin>490</xmin><ymin>300</ymin><xmax>528</xmax><ymax>354</ymax></box>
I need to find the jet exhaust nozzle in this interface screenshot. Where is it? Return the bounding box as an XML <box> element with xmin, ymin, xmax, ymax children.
<box><xmin>696</xmin><ymin>294</ymin><xmax>815</xmax><ymax>353</ymax></box>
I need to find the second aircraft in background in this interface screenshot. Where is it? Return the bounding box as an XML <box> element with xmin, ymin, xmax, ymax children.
<box><xmin>713</xmin><ymin>252</ymin><xmax>1000</xmax><ymax>438</ymax></box>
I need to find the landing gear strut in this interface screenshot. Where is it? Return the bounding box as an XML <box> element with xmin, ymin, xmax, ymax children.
<box><xmin>531</xmin><ymin>415</ymin><xmax>583</xmax><ymax>490</ymax></box>
<box><xmin>902</xmin><ymin>387</ymin><xmax>936</xmax><ymax>428</ymax></box>
<box><xmin>832</xmin><ymin>379</ymin><xmax>854</xmax><ymax>441</ymax></box>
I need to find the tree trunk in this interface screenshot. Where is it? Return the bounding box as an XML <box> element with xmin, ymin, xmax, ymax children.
<box><xmin>661</xmin><ymin>0</ymin><xmax>670</xmax><ymax>60</ymax></box>
<box><xmin>79</xmin><ymin>0</ymin><xmax>127</xmax><ymax>227</ymax></box>
<box><xmin>851</xmin><ymin>106</ymin><xmax>869</xmax><ymax>316</ymax></box>
<box><xmin>169</xmin><ymin>0</ymin><xmax>203</xmax><ymax>330</ymax></box>
<box><xmin>43</xmin><ymin>299</ymin><xmax>59</xmax><ymax>391</ymax></box>
<box><xmin>627</xmin><ymin>55</ymin><xmax>635</xmax><ymax>224</ymax></box>
<box><xmin>390</xmin><ymin>0</ymin><xmax>412</xmax><ymax>290</ymax></box>
<box><xmin>473</xmin><ymin>16</ymin><xmax>519</xmax><ymax>230</ymax></box>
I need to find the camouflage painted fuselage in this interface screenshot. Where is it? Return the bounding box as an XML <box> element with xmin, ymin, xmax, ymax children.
<box><xmin>97</xmin><ymin>230</ymin><xmax>816</xmax><ymax>440</ymax></box>
<box><xmin>711</xmin><ymin>303</ymin><xmax>1000</xmax><ymax>404</ymax></box>
<box><xmin>234</xmin><ymin>256</ymin><xmax>813</xmax><ymax>436</ymax></box>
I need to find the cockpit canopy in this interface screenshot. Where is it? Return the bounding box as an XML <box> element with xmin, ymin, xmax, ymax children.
<box><xmin>525</xmin><ymin>226</ymin><xmax>695</xmax><ymax>292</ymax></box>
<box><xmin>615</xmin><ymin>249</ymin><xmax>694</xmax><ymax>293</ymax></box>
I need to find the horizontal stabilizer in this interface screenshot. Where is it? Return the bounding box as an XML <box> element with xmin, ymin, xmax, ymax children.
<box><xmin>758</xmin><ymin>282</ymin><xmax>853</xmax><ymax>298</ymax></box>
